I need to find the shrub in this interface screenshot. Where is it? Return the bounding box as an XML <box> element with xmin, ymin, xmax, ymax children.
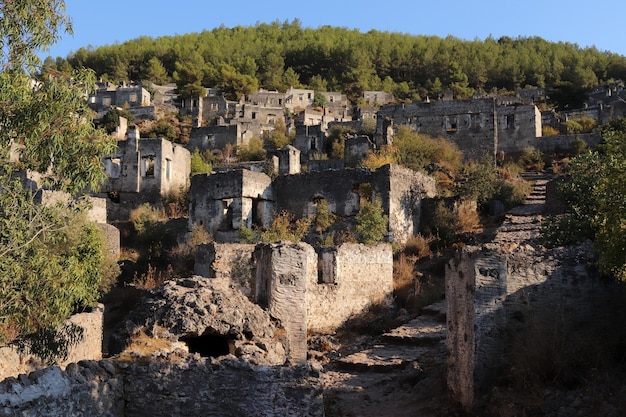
<box><xmin>355</xmin><ymin>197</ymin><xmax>389</xmax><ymax>244</ymax></box>
<box><xmin>542</xmin><ymin>125</ymin><xmax>559</xmax><ymax>136</ymax></box>
<box><xmin>455</xmin><ymin>200</ymin><xmax>481</xmax><ymax>233</ymax></box>
<box><xmin>237</xmin><ymin>137</ymin><xmax>266</xmax><ymax>161</ymax></box>
<box><xmin>431</xmin><ymin>200</ymin><xmax>456</xmax><ymax>246</ymax></box>
<box><xmin>393</xmin><ymin>254</ymin><xmax>419</xmax><ymax>307</ymax></box>
<box><xmin>260</xmin><ymin>211</ymin><xmax>312</xmax><ymax>243</ymax></box>
<box><xmin>403</xmin><ymin>234</ymin><xmax>434</xmax><ymax>260</ymax></box>
<box><xmin>190</xmin><ymin>149</ymin><xmax>212</xmax><ymax>176</ymax></box>
<box><xmin>162</xmin><ymin>186</ymin><xmax>188</xmax><ymax>218</ymax></box>
<box><xmin>313</xmin><ymin>199</ymin><xmax>337</xmax><ymax>233</ymax></box>
<box><xmin>360</xmin><ymin>145</ymin><xmax>396</xmax><ymax>171</ymax></box>
<box><xmin>569</xmin><ymin>137</ymin><xmax>588</xmax><ymax>156</ymax></box>
<box><xmin>518</xmin><ymin>147</ymin><xmax>545</xmax><ymax>171</ymax></box>
<box><xmin>129</xmin><ymin>203</ymin><xmax>165</xmax><ymax>248</ymax></box>
<box><xmin>393</xmin><ymin>126</ymin><xmax>463</xmax><ymax>174</ymax></box>
<box><xmin>496</xmin><ymin>178</ymin><xmax>532</xmax><ymax>208</ymax></box>
<box><xmin>454</xmin><ymin>156</ymin><xmax>498</xmax><ymax>207</ymax></box>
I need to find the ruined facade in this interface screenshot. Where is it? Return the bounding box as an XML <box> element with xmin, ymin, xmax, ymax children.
<box><xmin>189</xmin><ymin>164</ymin><xmax>435</xmax><ymax>245</ymax></box>
<box><xmin>102</xmin><ymin>127</ymin><xmax>190</xmax><ymax>196</ymax></box>
<box><xmin>100</xmin><ymin>127</ymin><xmax>190</xmax><ymax>221</ymax></box>
<box><xmin>88</xmin><ymin>82</ymin><xmax>151</xmax><ymax>113</ymax></box>
<box><xmin>446</xmin><ymin>242</ymin><xmax>609</xmax><ymax>410</ymax></box>
<box><xmin>195</xmin><ymin>242</ymin><xmax>393</xmax><ymax>344</ymax></box>
<box><xmin>272</xmin><ymin>164</ymin><xmax>436</xmax><ymax>244</ymax></box>
<box><xmin>376</xmin><ymin>97</ymin><xmax>542</xmax><ymax>159</ymax></box>
<box><xmin>188</xmin><ymin>124</ymin><xmax>251</xmax><ymax>153</ymax></box>
<box><xmin>188</xmin><ymin>169</ymin><xmax>274</xmax><ymax>242</ymax></box>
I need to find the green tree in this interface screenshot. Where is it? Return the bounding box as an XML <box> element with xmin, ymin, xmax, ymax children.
<box><xmin>190</xmin><ymin>149</ymin><xmax>212</xmax><ymax>175</ymax></box>
<box><xmin>100</xmin><ymin>108</ymin><xmax>135</xmax><ymax>134</ymax></box>
<box><xmin>142</xmin><ymin>56</ymin><xmax>168</xmax><ymax>84</ymax></box>
<box><xmin>355</xmin><ymin>197</ymin><xmax>389</xmax><ymax>244</ymax></box>
<box><xmin>237</xmin><ymin>137</ymin><xmax>266</xmax><ymax>161</ymax></box>
<box><xmin>0</xmin><ymin>1</ymin><xmax>117</xmax><ymax>355</ymax></box>
<box><xmin>543</xmin><ymin>119</ymin><xmax>626</xmax><ymax>279</ymax></box>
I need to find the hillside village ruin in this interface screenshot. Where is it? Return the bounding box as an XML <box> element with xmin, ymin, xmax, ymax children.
<box><xmin>3</xmin><ymin>79</ymin><xmax>626</xmax><ymax>415</ymax></box>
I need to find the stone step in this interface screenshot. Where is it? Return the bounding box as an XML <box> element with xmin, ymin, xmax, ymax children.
<box><xmin>336</xmin><ymin>344</ymin><xmax>433</xmax><ymax>372</ymax></box>
<box><xmin>381</xmin><ymin>315</ymin><xmax>446</xmax><ymax>346</ymax></box>
<box><xmin>420</xmin><ymin>300</ymin><xmax>447</xmax><ymax>322</ymax></box>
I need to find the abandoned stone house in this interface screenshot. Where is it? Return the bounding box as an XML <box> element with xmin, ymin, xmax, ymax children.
<box><xmin>376</xmin><ymin>97</ymin><xmax>542</xmax><ymax>159</ymax></box>
<box><xmin>88</xmin><ymin>81</ymin><xmax>151</xmax><ymax>113</ymax></box>
<box><xmin>100</xmin><ymin>126</ymin><xmax>191</xmax><ymax>220</ymax></box>
<box><xmin>188</xmin><ymin>124</ymin><xmax>254</xmax><ymax>154</ymax></box>
<box><xmin>285</xmin><ymin>87</ymin><xmax>315</xmax><ymax>111</ymax></box>
<box><xmin>188</xmin><ymin>163</ymin><xmax>436</xmax><ymax>246</ymax></box>
<box><xmin>195</xmin><ymin>241</ymin><xmax>393</xmax><ymax>362</ymax></box>
<box><xmin>363</xmin><ymin>90</ymin><xmax>394</xmax><ymax>106</ymax></box>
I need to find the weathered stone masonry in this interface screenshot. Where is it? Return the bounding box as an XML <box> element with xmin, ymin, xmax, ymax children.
<box><xmin>0</xmin><ymin>359</ymin><xmax>323</xmax><ymax>417</ymax></box>
<box><xmin>446</xmin><ymin>242</ymin><xmax>610</xmax><ymax>410</ymax></box>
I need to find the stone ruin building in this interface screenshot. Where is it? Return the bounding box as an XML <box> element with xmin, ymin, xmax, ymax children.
<box><xmin>100</xmin><ymin>125</ymin><xmax>191</xmax><ymax>221</ymax></box>
<box><xmin>188</xmin><ymin>163</ymin><xmax>437</xmax><ymax>245</ymax></box>
<box><xmin>88</xmin><ymin>81</ymin><xmax>155</xmax><ymax>120</ymax></box>
<box><xmin>376</xmin><ymin>96</ymin><xmax>542</xmax><ymax>159</ymax></box>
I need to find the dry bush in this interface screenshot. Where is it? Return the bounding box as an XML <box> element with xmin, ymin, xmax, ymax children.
<box><xmin>542</xmin><ymin>125</ymin><xmax>560</xmax><ymax>136</ymax></box>
<box><xmin>498</xmin><ymin>161</ymin><xmax>524</xmax><ymax>180</ymax></box>
<box><xmin>455</xmin><ymin>200</ymin><xmax>481</xmax><ymax>233</ymax></box>
<box><xmin>403</xmin><ymin>234</ymin><xmax>434</xmax><ymax>260</ymax></box>
<box><xmin>133</xmin><ymin>264</ymin><xmax>171</xmax><ymax>290</ymax></box>
<box><xmin>393</xmin><ymin>254</ymin><xmax>421</xmax><ymax>312</ymax></box>
<box><xmin>162</xmin><ymin>186</ymin><xmax>189</xmax><ymax>219</ymax></box>
<box><xmin>117</xmin><ymin>327</ymin><xmax>186</xmax><ymax>363</ymax></box>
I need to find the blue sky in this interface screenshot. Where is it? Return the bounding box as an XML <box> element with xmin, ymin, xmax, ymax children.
<box><xmin>42</xmin><ymin>0</ymin><xmax>626</xmax><ymax>59</ymax></box>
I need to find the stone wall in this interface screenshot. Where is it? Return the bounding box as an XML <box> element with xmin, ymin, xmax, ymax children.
<box><xmin>307</xmin><ymin>243</ymin><xmax>393</xmax><ymax>333</ymax></box>
<box><xmin>194</xmin><ymin>242</ymin><xmax>256</xmax><ymax>297</ymax></box>
<box><xmin>253</xmin><ymin>242</ymin><xmax>315</xmax><ymax>365</ymax></box>
<box><xmin>376</xmin><ymin>98</ymin><xmax>541</xmax><ymax>160</ymax></box>
<box><xmin>102</xmin><ymin>136</ymin><xmax>190</xmax><ymax>197</ymax></box>
<box><xmin>188</xmin><ymin>170</ymin><xmax>274</xmax><ymax>239</ymax></box>
<box><xmin>271</xmin><ymin>164</ymin><xmax>435</xmax><ymax>245</ymax></box>
<box><xmin>188</xmin><ymin>125</ymin><xmax>241</xmax><ymax>153</ymax></box>
<box><xmin>446</xmin><ymin>242</ymin><xmax>607</xmax><ymax>410</ymax></box>
<box><xmin>0</xmin><ymin>359</ymin><xmax>322</xmax><ymax>417</ymax></box>
<box><xmin>0</xmin><ymin>305</ymin><xmax>104</xmax><ymax>382</ymax></box>
<box><xmin>195</xmin><ymin>242</ymin><xmax>394</xmax><ymax>337</ymax></box>
<box><xmin>533</xmin><ymin>132</ymin><xmax>602</xmax><ymax>154</ymax></box>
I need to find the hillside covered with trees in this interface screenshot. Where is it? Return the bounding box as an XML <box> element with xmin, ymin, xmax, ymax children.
<box><xmin>46</xmin><ymin>20</ymin><xmax>626</xmax><ymax>106</ymax></box>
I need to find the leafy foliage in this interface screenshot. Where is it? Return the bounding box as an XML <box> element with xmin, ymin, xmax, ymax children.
<box><xmin>0</xmin><ymin>1</ymin><xmax>117</xmax><ymax>356</ymax></box>
<box><xmin>190</xmin><ymin>148</ymin><xmax>212</xmax><ymax>175</ymax></box>
<box><xmin>543</xmin><ymin>119</ymin><xmax>626</xmax><ymax>279</ymax></box>
<box><xmin>355</xmin><ymin>197</ymin><xmax>389</xmax><ymax>244</ymax></box>
<box><xmin>237</xmin><ymin>137</ymin><xmax>266</xmax><ymax>161</ymax></box>
<box><xmin>392</xmin><ymin>126</ymin><xmax>462</xmax><ymax>174</ymax></box>
<box><xmin>260</xmin><ymin>210</ymin><xmax>312</xmax><ymax>243</ymax></box>
<box><xmin>56</xmin><ymin>22</ymin><xmax>626</xmax><ymax>106</ymax></box>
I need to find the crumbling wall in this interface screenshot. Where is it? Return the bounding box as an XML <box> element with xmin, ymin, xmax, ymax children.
<box><xmin>253</xmin><ymin>242</ymin><xmax>315</xmax><ymax>365</ymax></box>
<box><xmin>377</xmin><ymin>98</ymin><xmax>541</xmax><ymax>160</ymax></box>
<box><xmin>272</xmin><ymin>164</ymin><xmax>435</xmax><ymax>245</ymax></box>
<box><xmin>446</xmin><ymin>242</ymin><xmax>604</xmax><ymax>410</ymax></box>
<box><xmin>307</xmin><ymin>243</ymin><xmax>393</xmax><ymax>333</ymax></box>
<box><xmin>0</xmin><ymin>359</ymin><xmax>323</xmax><ymax>417</ymax></box>
<box><xmin>188</xmin><ymin>170</ymin><xmax>274</xmax><ymax>239</ymax></box>
<box><xmin>194</xmin><ymin>242</ymin><xmax>256</xmax><ymax>297</ymax></box>
<box><xmin>0</xmin><ymin>305</ymin><xmax>104</xmax><ymax>382</ymax></box>
<box><xmin>386</xmin><ymin>164</ymin><xmax>437</xmax><ymax>243</ymax></box>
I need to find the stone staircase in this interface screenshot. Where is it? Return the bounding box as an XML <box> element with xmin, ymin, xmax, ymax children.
<box><xmin>333</xmin><ymin>172</ymin><xmax>554</xmax><ymax>373</ymax></box>
<box><xmin>335</xmin><ymin>300</ymin><xmax>447</xmax><ymax>372</ymax></box>
<box><xmin>493</xmin><ymin>172</ymin><xmax>552</xmax><ymax>244</ymax></box>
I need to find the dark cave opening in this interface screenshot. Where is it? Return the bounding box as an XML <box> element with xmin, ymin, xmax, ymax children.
<box><xmin>180</xmin><ymin>334</ymin><xmax>234</xmax><ymax>358</ymax></box>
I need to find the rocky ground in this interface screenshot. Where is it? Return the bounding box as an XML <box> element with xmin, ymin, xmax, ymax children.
<box><xmin>313</xmin><ymin>300</ymin><xmax>453</xmax><ymax>417</ymax></box>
